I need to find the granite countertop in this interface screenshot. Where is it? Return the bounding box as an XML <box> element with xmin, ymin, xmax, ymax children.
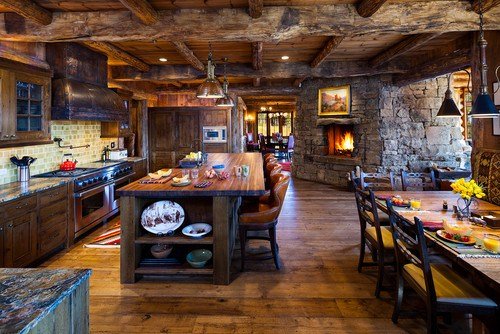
<box><xmin>125</xmin><ymin>157</ymin><xmax>146</xmax><ymax>162</ymax></box>
<box><xmin>78</xmin><ymin>161</ymin><xmax>124</xmax><ymax>169</ymax></box>
<box><xmin>0</xmin><ymin>178</ymin><xmax>69</xmax><ymax>205</ymax></box>
<box><xmin>0</xmin><ymin>268</ymin><xmax>92</xmax><ymax>334</ymax></box>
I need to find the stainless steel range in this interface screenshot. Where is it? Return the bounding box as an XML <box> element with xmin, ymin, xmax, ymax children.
<box><xmin>34</xmin><ymin>162</ymin><xmax>134</xmax><ymax>240</ymax></box>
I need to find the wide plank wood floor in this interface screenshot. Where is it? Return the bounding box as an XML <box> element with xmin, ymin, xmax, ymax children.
<box><xmin>40</xmin><ymin>177</ymin><xmax>432</xmax><ymax>333</ymax></box>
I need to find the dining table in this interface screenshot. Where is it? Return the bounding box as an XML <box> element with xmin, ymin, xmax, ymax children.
<box><xmin>374</xmin><ymin>191</ymin><xmax>500</xmax><ymax>302</ymax></box>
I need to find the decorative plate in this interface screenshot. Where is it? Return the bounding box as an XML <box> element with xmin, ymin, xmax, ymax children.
<box><xmin>141</xmin><ymin>201</ymin><xmax>185</xmax><ymax>234</ymax></box>
<box><xmin>436</xmin><ymin>230</ymin><xmax>476</xmax><ymax>245</ymax></box>
<box><xmin>172</xmin><ymin>180</ymin><xmax>192</xmax><ymax>187</ymax></box>
<box><xmin>182</xmin><ymin>223</ymin><xmax>212</xmax><ymax>238</ymax></box>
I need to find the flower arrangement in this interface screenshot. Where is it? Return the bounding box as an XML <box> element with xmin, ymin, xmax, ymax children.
<box><xmin>450</xmin><ymin>178</ymin><xmax>485</xmax><ymax>200</ymax></box>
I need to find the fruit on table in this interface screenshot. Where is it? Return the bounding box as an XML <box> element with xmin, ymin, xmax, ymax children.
<box><xmin>157</xmin><ymin>169</ymin><xmax>172</xmax><ymax>177</ymax></box>
<box><xmin>443</xmin><ymin>219</ymin><xmax>472</xmax><ymax>236</ymax></box>
<box><xmin>204</xmin><ymin>169</ymin><xmax>217</xmax><ymax>179</ymax></box>
<box><xmin>443</xmin><ymin>232</ymin><xmax>470</xmax><ymax>243</ymax></box>
<box><xmin>173</xmin><ymin>175</ymin><xmax>189</xmax><ymax>183</ymax></box>
<box><xmin>391</xmin><ymin>196</ymin><xmax>409</xmax><ymax>206</ymax></box>
<box><xmin>217</xmin><ymin>171</ymin><xmax>230</xmax><ymax>180</ymax></box>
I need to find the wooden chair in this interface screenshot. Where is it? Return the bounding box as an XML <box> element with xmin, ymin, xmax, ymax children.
<box><xmin>265</xmin><ymin>163</ymin><xmax>282</xmax><ymax>189</ymax></box>
<box><xmin>246</xmin><ymin>132</ymin><xmax>259</xmax><ymax>152</ymax></box>
<box><xmin>387</xmin><ymin>202</ymin><xmax>498</xmax><ymax>334</ymax></box>
<box><xmin>238</xmin><ymin>174</ymin><xmax>290</xmax><ymax>271</ymax></box>
<box><xmin>401</xmin><ymin>171</ymin><xmax>437</xmax><ymax>191</ymax></box>
<box><xmin>286</xmin><ymin>134</ymin><xmax>295</xmax><ymax>161</ymax></box>
<box><xmin>360</xmin><ymin>171</ymin><xmax>395</xmax><ymax>191</ymax></box>
<box><xmin>354</xmin><ymin>188</ymin><xmax>395</xmax><ymax>297</ymax></box>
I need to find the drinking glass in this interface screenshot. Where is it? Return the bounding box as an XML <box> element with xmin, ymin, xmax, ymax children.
<box><xmin>483</xmin><ymin>234</ymin><xmax>500</xmax><ymax>254</ymax></box>
<box><xmin>410</xmin><ymin>198</ymin><xmax>421</xmax><ymax>211</ymax></box>
<box><xmin>191</xmin><ymin>168</ymin><xmax>199</xmax><ymax>179</ymax></box>
<box><xmin>181</xmin><ymin>168</ymin><xmax>190</xmax><ymax>179</ymax></box>
<box><xmin>234</xmin><ymin>166</ymin><xmax>242</xmax><ymax>177</ymax></box>
<box><xmin>242</xmin><ymin>165</ymin><xmax>250</xmax><ymax>177</ymax></box>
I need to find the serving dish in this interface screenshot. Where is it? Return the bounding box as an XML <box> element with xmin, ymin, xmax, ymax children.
<box><xmin>141</xmin><ymin>200</ymin><xmax>185</xmax><ymax>234</ymax></box>
<box><xmin>150</xmin><ymin>244</ymin><xmax>173</xmax><ymax>258</ymax></box>
<box><xmin>172</xmin><ymin>180</ymin><xmax>191</xmax><ymax>187</ymax></box>
<box><xmin>182</xmin><ymin>223</ymin><xmax>212</xmax><ymax>238</ymax></box>
<box><xmin>186</xmin><ymin>249</ymin><xmax>212</xmax><ymax>268</ymax></box>
<box><xmin>436</xmin><ymin>230</ymin><xmax>476</xmax><ymax>245</ymax></box>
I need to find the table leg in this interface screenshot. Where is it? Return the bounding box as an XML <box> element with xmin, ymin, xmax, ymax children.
<box><xmin>213</xmin><ymin>196</ymin><xmax>232</xmax><ymax>285</ymax></box>
<box><xmin>120</xmin><ymin>196</ymin><xmax>141</xmax><ymax>283</ymax></box>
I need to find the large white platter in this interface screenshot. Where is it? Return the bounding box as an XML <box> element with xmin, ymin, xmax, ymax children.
<box><xmin>141</xmin><ymin>200</ymin><xmax>185</xmax><ymax>235</ymax></box>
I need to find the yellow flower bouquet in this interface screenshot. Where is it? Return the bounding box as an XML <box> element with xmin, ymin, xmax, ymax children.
<box><xmin>450</xmin><ymin>178</ymin><xmax>486</xmax><ymax>218</ymax></box>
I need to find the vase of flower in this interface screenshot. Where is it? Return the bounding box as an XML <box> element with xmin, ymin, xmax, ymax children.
<box><xmin>451</xmin><ymin>178</ymin><xmax>485</xmax><ymax>221</ymax></box>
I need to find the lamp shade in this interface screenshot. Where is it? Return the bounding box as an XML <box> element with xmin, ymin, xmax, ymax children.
<box><xmin>215</xmin><ymin>95</ymin><xmax>234</xmax><ymax>107</ymax></box>
<box><xmin>196</xmin><ymin>79</ymin><xmax>224</xmax><ymax>99</ymax></box>
<box><xmin>470</xmin><ymin>93</ymin><xmax>499</xmax><ymax>118</ymax></box>
<box><xmin>437</xmin><ymin>89</ymin><xmax>461</xmax><ymax>117</ymax></box>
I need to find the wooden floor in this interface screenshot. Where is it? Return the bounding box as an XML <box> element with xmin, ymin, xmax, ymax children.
<box><xmin>40</xmin><ymin>177</ymin><xmax>434</xmax><ymax>333</ymax></box>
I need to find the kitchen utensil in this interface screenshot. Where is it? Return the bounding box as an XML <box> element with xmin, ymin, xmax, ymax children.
<box><xmin>17</xmin><ymin>166</ymin><xmax>30</xmax><ymax>182</ymax></box>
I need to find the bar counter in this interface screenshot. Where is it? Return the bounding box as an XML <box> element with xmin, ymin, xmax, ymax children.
<box><xmin>117</xmin><ymin>153</ymin><xmax>265</xmax><ymax>285</ymax></box>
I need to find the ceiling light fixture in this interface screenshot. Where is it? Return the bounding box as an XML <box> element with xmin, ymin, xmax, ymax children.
<box><xmin>216</xmin><ymin>58</ymin><xmax>234</xmax><ymax>107</ymax></box>
<box><xmin>436</xmin><ymin>73</ymin><xmax>462</xmax><ymax>118</ymax></box>
<box><xmin>469</xmin><ymin>0</ymin><xmax>499</xmax><ymax>119</ymax></box>
<box><xmin>281</xmin><ymin>55</ymin><xmax>290</xmax><ymax>60</ymax></box>
<box><xmin>196</xmin><ymin>43</ymin><xmax>224</xmax><ymax>99</ymax></box>
<box><xmin>159</xmin><ymin>57</ymin><xmax>168</xmax><ymax>62</ymax></box>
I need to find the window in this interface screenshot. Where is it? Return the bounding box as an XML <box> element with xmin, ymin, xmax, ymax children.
<box><xmin>16</xmin><ymin>81</ymin><xmax>43</xmax><ymax>131</ymax></box>
<box><xmin>257</xmin><ymin>111</ymin><xmax>293</xmax><ymax>138</ymax></box>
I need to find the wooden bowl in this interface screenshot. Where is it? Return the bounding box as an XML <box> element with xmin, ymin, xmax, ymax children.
<box><xmin>150</xmin><ymin>244</ymin><xmax>173</xmax><ymax>259</ymax></box>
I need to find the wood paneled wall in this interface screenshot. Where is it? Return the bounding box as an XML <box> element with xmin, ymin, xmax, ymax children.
<box><xmin>157</xmin><ymin>93</ymin><xmax>218</xmax><ymax>107</ymax></box>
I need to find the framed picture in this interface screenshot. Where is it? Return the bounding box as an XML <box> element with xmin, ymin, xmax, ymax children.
<box><xmin>318</xmin><ymin>85</ymin><xmax>351</xmax><ymax>116</ymax></box>
<box><xmin>494</xmin><ymin>82</ymin><xmax>500</xmax><ymax>106</ymax></box>
<box><xmin>494</xmin><ymin>117</ymin><xmax>500</xmax><ymax>136</ymax></box>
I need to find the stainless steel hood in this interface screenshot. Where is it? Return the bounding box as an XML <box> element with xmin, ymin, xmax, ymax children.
<box><xmin>51</xmin><ymin>78</ymin><xmax>128</xmax><ymax>122</ymax></box>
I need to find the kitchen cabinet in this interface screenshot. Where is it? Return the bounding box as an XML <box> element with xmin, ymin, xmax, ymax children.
<box><xmin>0</xmin><ymin>67</ymin><xmax>51</xmax><ymax>147</ymax></box>
<box><xmin>38</xmin><ymin>185</ymin><xmax>68</xmax><ymax>257</ymax></box>
<box><xmin>131</xmin><ymin>158</ymin><xmax>147</xmax><ymax>181</ymax></box>
<box><xmin>0</xmin><ymin>223</ymin><xmax>4</xmax><ymax>267</ymax></box>
<box><xmin>4</xmin><ymin>211</ymin><xmax>37</xmax><ymax>267</ymax></box>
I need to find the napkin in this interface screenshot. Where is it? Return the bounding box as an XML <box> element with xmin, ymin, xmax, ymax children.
<box><xmin>376</xmin><ymin>194</ymin><xmax>393</xmax><ymax>200</ymax></box>
<box><xmin>422</xmin><ymin>221</ymin><xmax>443</xmax><ymax>232</ymax></box>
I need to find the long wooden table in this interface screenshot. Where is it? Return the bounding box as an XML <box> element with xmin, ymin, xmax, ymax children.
<box><xmin>375</xmin><ymin>191</ymin><xmax>500</xmax><ymax>300</ymax></box>
<box><xmin>117</xmin><ymin>153</ymin><xmax>266</xmax><ymax>285</ymax></box>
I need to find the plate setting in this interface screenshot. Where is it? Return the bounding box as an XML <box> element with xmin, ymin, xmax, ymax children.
<box><xmin>436</xmin><ymin>230</ymin><xmax>476</xmax><ymax>245</ymax></box>
<box><xmin>182</xmin><ymin>223</ymin><xmax>212</xmax><ymax>238</ymax></box>
<box><xmin>141</xmin><ymin>200</ymin><xmax>185</xmax><ymax>234</ymax></box>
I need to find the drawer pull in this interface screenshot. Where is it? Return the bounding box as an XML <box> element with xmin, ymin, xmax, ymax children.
<box><xmin>7</xmin><ymin>224</ymin><xmax>13</xmax><ymax>228</ymax></box>
<box><xmin>48</xmin><ymin>192</ymin><xmax>59</xmax><ymax>198</ymax></box>
<box><xmin>15</xmin><ymin>203</ymin><xmax>29</xmax><ymax>209</ymax></box>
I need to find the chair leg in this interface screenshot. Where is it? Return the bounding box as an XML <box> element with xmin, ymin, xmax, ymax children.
<box><xmin>239</xmin><ymin>226</ymin><xmax>247</xmax><ymax>272</ymax></box>
<box><xmin>392</xmin><ymin>272</ymin><xmax>404</xmax><ymax>324</ymax></box>
<box><xmin>358</xmin><ymin>235</ymin><xmax>366</xmax><ymax>273</ymax></box>
<box><xmin>269</xmin><ymin>226</ymin><xmax>280</xmax><ymax>270</ymax></box>
<box><xmin>374</xmin><ymin>252</ymin><xmax>385</xmax><ymax>298</ymax></box>
<box><xmin>426</xmin><ymin>305</ymin><xmax>438</xmax><ymax>334</ymax></box>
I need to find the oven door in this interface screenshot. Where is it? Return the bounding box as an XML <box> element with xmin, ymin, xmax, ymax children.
<box><xmin>109</xmin><ymin>174</ymin><xmax>133</xmax><ymax>211</ymax></box>
<box><xmin>74</xmin><ymin>182</ymin><xmax>113</xmax><ymax>234</ymax></box>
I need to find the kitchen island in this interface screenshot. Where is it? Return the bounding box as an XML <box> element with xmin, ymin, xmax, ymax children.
<box><xmin>117</xmin><ymin>153</ymin><xmax>265</xmax><ymax>285</ymax></box>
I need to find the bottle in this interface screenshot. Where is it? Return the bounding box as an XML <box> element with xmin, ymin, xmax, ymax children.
<box><xmin>105</xmin><ymin>145</ymin><xmax>110</xmax><ymax>161</ymax></box>
<box><xmin>442</xmin><ymin>200</ymin><xmax>448</xmax><ymax>211</ymax></box>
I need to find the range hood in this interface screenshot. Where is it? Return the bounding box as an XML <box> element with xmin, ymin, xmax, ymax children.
<box><xmin>51</xmin><ymin>78</ymin><xmax>127</xmax><ymax>122</ymax></box>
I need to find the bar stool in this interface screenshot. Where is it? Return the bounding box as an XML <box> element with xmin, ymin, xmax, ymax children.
<box><xmin>238</xmin><ymin>174</ymin><xmax>290</xmax><ymax>271</ymax></box>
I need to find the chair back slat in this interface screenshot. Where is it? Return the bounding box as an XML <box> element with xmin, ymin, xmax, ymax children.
<box><xmin>354</xmin><ymin>189</ymin><xmax>386</xmax><ymax>248</ymax></box>
<box><xmin>360</xmin><ymin>171</ymin><xmax>395</xmax><ymax>191</ymax></box>
<box><xmin>401</xmin><ymin>171</ymin><xmax>437</xmax><ymax>191</ymax></box>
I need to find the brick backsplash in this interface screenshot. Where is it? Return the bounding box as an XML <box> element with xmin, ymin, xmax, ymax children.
<box><xmin>0</xmin><ymin>121</ymin><xmax>117</xmax><ymax>185</ymax></box>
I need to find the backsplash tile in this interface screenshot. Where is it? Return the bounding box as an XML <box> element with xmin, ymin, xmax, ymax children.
<box><xmin>0</xmin><ymin>121</ymin><xmax>116</xmax><ymax>185</ymax></box>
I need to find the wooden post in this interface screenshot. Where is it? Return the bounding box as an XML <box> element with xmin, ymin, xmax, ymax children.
<box><xmin>120</xmin><ymin>196</ymin><xmax>142</xmax><ymax>283</ymax></box>
<box><xmin>213</xmin><ymin>196</ymin><xmax>232</xmax><ymax>285</ymax></box>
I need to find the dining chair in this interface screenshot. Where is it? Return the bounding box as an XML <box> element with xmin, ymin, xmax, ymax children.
<box><xmin>401</xmin><ymin>171</ymin><xmax>437</xmax><ymax>191</ymax></box>
<box><xmin>265</xmin><ymin>163</ymin><xmax>282</xmax><ymax>189</ymax></box>
<box><xmin>360</xmin><ymin>171</ymin><xmax>395</xmax><ymax>191</ymax></box>
<box><xmin>238</xmin><ymin>173</ymin><xmax>290</xmax><ymax>271</ymax></box>
<box><xmin>387</xmin><ymin>202</ymin><xmax>498</xmax><ymax>334</ymax></box>
<box><xmin>286</xmin><ymin>134</ymin><xmax>295</xmax><ymax>161</ymax></box>
<box><xmin>354</xmin><ymin>188</ymin><xmax>395</xmax><ymax>297</ymax></box>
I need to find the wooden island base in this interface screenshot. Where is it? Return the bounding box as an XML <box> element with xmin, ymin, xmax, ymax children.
<box><xmin>118</xmin><ymin>153</ymin><xmax>265</xmax><ymax>285</ymax></box>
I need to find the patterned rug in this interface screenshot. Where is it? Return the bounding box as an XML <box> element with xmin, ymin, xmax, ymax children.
<box><xmin>84</xmin><ymin>221</ymin><xmax>121</xmax><ymax>248</ymax></box>
<box><xmin>280</xmin><ymin>161</ymin><xmax>292</xmax><ymax>172</ymax></box>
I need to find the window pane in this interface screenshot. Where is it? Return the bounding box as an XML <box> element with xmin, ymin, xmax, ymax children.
<box><xmin>17</xmin><ymin>100</ymin><xmax>29</xmax><ymax>114</ymax></box>
<box><xmin>30</xmin><ymin>84</ymin><xmax>42</xmax><ymax>100</ymax></box>
<box><xmin>16</xmin><ymin>81</ymin><xmax>29</xmax><ymax>98</ymax></box>
<box><xmin>282</xmin><ymin>113</ymin><xmax>292</xmax><ymax>136</ymax></box>
<box><xmin>30</xmin><ymin>117</ymin><xmax>42</xmax><ymax>131</ymax></box>
<box><xmin>269</xmin><ymin>114</ymin><xmax>279</xmax><ymax>135</ymax></box>
<box><xmin>257</xmin><ymin>113</ymin><xmax>267</xmax><ymax>136</ymax></box>
<box><xmin>30</xmin><ymin>101</ymin><xmax>42</xmax><ymax>115</ymax></box>
<box><xmin>17</xmin><ymin>117</ymin><xmax>28</xmax><ymax>131</ymax></box>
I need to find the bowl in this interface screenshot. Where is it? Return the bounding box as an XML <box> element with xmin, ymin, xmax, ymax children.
<box><xmin>443</xmin><ymin>220</ymin><xmax>472</xmax><ymax>236</ymax></box>
<box><xmin>186</xmin><ymin>249</ymin><xmax>212</xmax><ymax>268</ymax></box>
<box><xmin>212</xmin><ymin>164</ymin><xmax>225</xmax><ymax>174</ymax></box>
<box><xmin>182</xmin><ymin>223</ymin><xmax>212</xmax><ymax>238</ymax></box>
<box><xmin>150</xmin><ymin>244</ymin><xmax>173</xmax><ymax>259</ymax></box>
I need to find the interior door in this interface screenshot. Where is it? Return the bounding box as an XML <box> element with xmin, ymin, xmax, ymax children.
<box><xmin>176</xmin><ymin>111</ymin><xmax>200</xmax><ymax>163</ymax></box>
<box><xmin>149</xmin><ymin>110</ymin><xmax>175</xmax><ymax>171</ymax></box>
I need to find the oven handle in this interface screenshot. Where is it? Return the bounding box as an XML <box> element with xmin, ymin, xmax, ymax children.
<box><xmin>74</xmin><ymin>181</ymin><xmax>114</xmax><ymax>198</ymax></box>
<box><xmin>113</xmin><ymin>172</ymin><xmax>135</xmax><ymax>185</ymax></box>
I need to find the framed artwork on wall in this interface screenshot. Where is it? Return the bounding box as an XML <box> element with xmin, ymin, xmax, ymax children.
<box><xmin>318</xmin><ymin>85</ymin><xmax>351</xmax><ymax>116</ymax></box>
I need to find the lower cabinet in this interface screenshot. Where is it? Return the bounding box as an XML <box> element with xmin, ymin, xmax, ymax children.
<box><xmin>3</xmin><ymin>211</ymin><xmax>37</xmax><ymax>267</ymax></box>
<box><xmin>132</xmin><ymin>158</ymin><xmax>147</xmax><ymax>181</ymax></box>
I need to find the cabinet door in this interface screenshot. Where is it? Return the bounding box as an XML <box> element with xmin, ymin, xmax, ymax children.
<box><xmin>149</xmin><ymin>111</ymin><xmax>176</xmax><ymax>171</ymax></box>
<box><xmin>176</xmin><ymin>111</ymin><xmax>200</xmax><ymax>163</ymax></box>
<box><xmin>4</xmin><ymin>211</ymin><xmax>37</xmax><ymax>267</ymax></box>
<box><xmin>0</xmin><ymin>69</ymin><xmax>15</xmax><ymax>141</ymax></box>
<box><xmin>0</xmin><ymin>222</ymin><xmax>4</xmax><ymax>267</ymax></box>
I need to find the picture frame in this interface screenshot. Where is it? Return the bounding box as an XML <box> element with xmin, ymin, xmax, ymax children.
<box><xmin>494</xmin><ymin>82</ymin><xmax>500</xmax><ymax>136</ymax></box>
<box><xmin>494</xmin><ymin>117</ymin><xmax>500</xmax><ymax>136</ymax></box>
<box><xmin>318</xmin><ymin>85</ymin><xmax>351</xmax><ymax>116</ymax></box>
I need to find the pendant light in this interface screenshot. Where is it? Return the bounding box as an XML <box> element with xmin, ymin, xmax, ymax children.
<box><xmin>196</xmin><ymin>43</ymin><xmax>224</xmax><ymax>99</ymax></box>
<box><xmin>437</xmin><ymin>74</ymin><xmax>462</xmax><ymax>117</ymax></box>
<box><xmin>216</xmin><ymin>59</ymin><xmax>234</xmax><ymax>107</ymax></box>
<box><xmin>469</xmin><ymin>0</ymin><xmax>499</xmax><ymax>118</ymax></box>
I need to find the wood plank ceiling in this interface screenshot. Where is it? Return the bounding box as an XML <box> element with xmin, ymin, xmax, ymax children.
<box><xmin>0</xmin><ymin>0</ymin><xmax>499</xmax><ymax>107</ymax></box>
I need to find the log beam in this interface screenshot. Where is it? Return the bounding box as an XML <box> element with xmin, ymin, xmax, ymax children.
<box><xmin>0</xmin><ymin>0</ymin><xmax>52</xmax><ymax>25</ymax></box>
<box><xmin>370</xmin><ymin>33</ymin><xmax>440</xmax><ymax>67</ymax></box>
<box><xmin>310</xmin><ymin>36</ymin><xmax>344</xmax><ymax>68</ymax></box>
<box><xmin>253</xmin><ymin>78</ymin><xmax>261</xmax><ymax>87</ymax></box>
<box><xmin>248</xmin><ymin>0</ymin><xmax>263</xmax><ymax>19</ymax></box>
<box><xmin>356</xmin><ymin>0</ymin><xmax>388</xmax><ymax>17</ymax></box>
<box><xmin>0</xmin><ymin>44</ymin><xmax>49</xmax><ymax>69</ymax></box>
<box><xmin>118</xmin><ymin>0</ymin><xmax>158</xmax><ymax>25</ymax></box>
<box><xmin>158</xmin><ymin>84</ymin><xmax>300</xmax><ymax>96</ymax></box>
<box><xmin>252</xmin><ymin>42</ymin><xmax>263</xmax><ymax>70</ymax></box>
<box><xmin>1</xmin><ymin>3</ymin><xmax>499</xmax><ymax>42</ymax></box>
<box><xmin>108</xmin><ymin>79</ymin><xmax>159</xmax><ymax>101</ymax></box>
<box><xmin>471</xmin><ymin>0</ymin><xmax>500</xmax><ymax>13</ymax></box>
<box><xmin>82</xmin><ymin>41</ymin><xmax>150</xmax><ymax>72</ymax></box>
<box><xmin>293</xmin><ymin>77</ymin><xmax>307</xmax><ymax>87</ymax></box>
<box><xmin>170</xmin><ymin>41</ymin><xmax>205</xmax><ymax>72</ymax></box>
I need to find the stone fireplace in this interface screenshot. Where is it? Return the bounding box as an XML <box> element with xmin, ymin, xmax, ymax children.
<box><xmin>326</xmin><ymin>124</ymin><xmax>355</xmax><ymax>157</ymax></box>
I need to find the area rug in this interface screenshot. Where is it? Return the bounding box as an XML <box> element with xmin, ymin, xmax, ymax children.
<box><xmin>279</xmin><ymin>161</ymin><xmax>292</xmax><ymax>172</ymax></box>
<box><xmin>84</xmin><ymin>221</ymin><xmax>121</xmax><ymax>248</ymax></box>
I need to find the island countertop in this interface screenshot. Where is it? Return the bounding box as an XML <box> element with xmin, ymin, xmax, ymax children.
<box><xmin>0</xmin><ymin>268</ymin><xmax>92</xmax><ymax>333</ymax></box>
<box><xmin>117</xmin><ymin>153</ymin><xmax>266</xmax><ymax>197</ymax></box>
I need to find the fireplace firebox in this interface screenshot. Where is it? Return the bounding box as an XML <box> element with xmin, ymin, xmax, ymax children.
<box><xmin>326</xmin><ymin>124</ymin><xmax>355</xmax><ymax>157</ymax></box>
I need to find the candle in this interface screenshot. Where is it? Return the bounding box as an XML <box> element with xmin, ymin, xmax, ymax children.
<box><xmin>483</xmin><ymin>234</ymin><xmax>500</xmax><ymax>254</ymax></box>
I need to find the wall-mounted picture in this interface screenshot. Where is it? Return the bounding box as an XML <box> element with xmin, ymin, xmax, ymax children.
<box><xmin>318</xmin><ymin>85</ymin><xmax>351</xmax><ymax>116</ymax></box>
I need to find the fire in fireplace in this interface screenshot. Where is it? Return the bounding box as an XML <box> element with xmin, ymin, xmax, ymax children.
<box><xmin>326</xmin><ymin>124</ymin><xmax>355</xmax><ymax>157</ymax></box>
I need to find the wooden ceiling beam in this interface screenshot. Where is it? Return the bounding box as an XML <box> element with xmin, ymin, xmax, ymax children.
<box><xmin>252</xmin><ymin>42</ymin><xmax>263</xmax><ymax>70</ymax></box>
<box><xmin>370</xmin><ymin>33</ymin><xmax>441</xmax><ymax>67</ymax></box>
<box><xmin>118</xmin><ymin>0</ymin><xmax>159</xmax><ymax>25</ymax></box>
<box><xmin>0</xmin><ymin>0</ymin><xmax>52</xmax><ymax>25</ymax></box>
<box><xmin>471</xmin><ymin>0</ymin><xmax>500</xmax><ymax>13</ymax></box>
<box><xmin>170</xmin><ymin>41</ymin><xmax>205</xmax><ymax>72</ymax></box>
<box><xmin>0</xmin><ymin>44</ymin><xmax>49</xmax><ymax>69</ymax></box>
<box><xmin>248</xmin><ymin>0</ymin><xmax>263</xmax><ymax>19</ymax></box>
<box><xmin>356</xmin><ymin>0</ymin><xmax>388</xmax><ymax>17</ymax></box>
<box><xmin>310</xmin><ymin>36</ymin><xmax>344</xmax><ymax>68</ymax></box>
<box><xmin>108</xmin><ymin>79</ymin><xmax>158</xmax><ymax>101</ymax></box>
<box><xmin>293</xmin><ymin>77</ymin><xmax>307</xmax><ymax>87</ymax></box>
<box><xmin>82</xmin><ymin>41</ymin><xmax>150</xmax><ymax>72</ymax></box>
<box><xmin>158</xmin><ymin>84</ymin><xmax>300</xmax><ymax>96</ymax></box>
<box><xmin>2</xmin><ymin>3</ymin><xmax>499</xmax><ymax>42</ymax></box>
<box><xmin>253</xmin><ymin>78</ymin><xmax>261</xmax><ymax>87</ymax></box>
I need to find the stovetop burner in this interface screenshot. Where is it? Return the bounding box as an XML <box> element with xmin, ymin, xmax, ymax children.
<box><xmin>34</xmin><ymin>168</ymin><xmax>96</xmax><ymax>178</ymax></box>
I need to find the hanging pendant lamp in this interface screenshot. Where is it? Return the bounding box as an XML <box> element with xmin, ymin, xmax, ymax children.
<box><xmin>216</xmin><ymin>59</ymin><xmax>234</xmax><ymax>107</ymax></box>
<box><xmin>469</xmin><ymin>0</ymin><xmax>499</xmax><ymax>118</ymax></box>
<box><xmin>437</xmin><ymin>74</ymin><xmax>462</xmax><ymax>117</ymax></box>
<box><xmin>197</xmin><ymin>43</ymin><xmax>224</xmax><ymax>99</ymax></box>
